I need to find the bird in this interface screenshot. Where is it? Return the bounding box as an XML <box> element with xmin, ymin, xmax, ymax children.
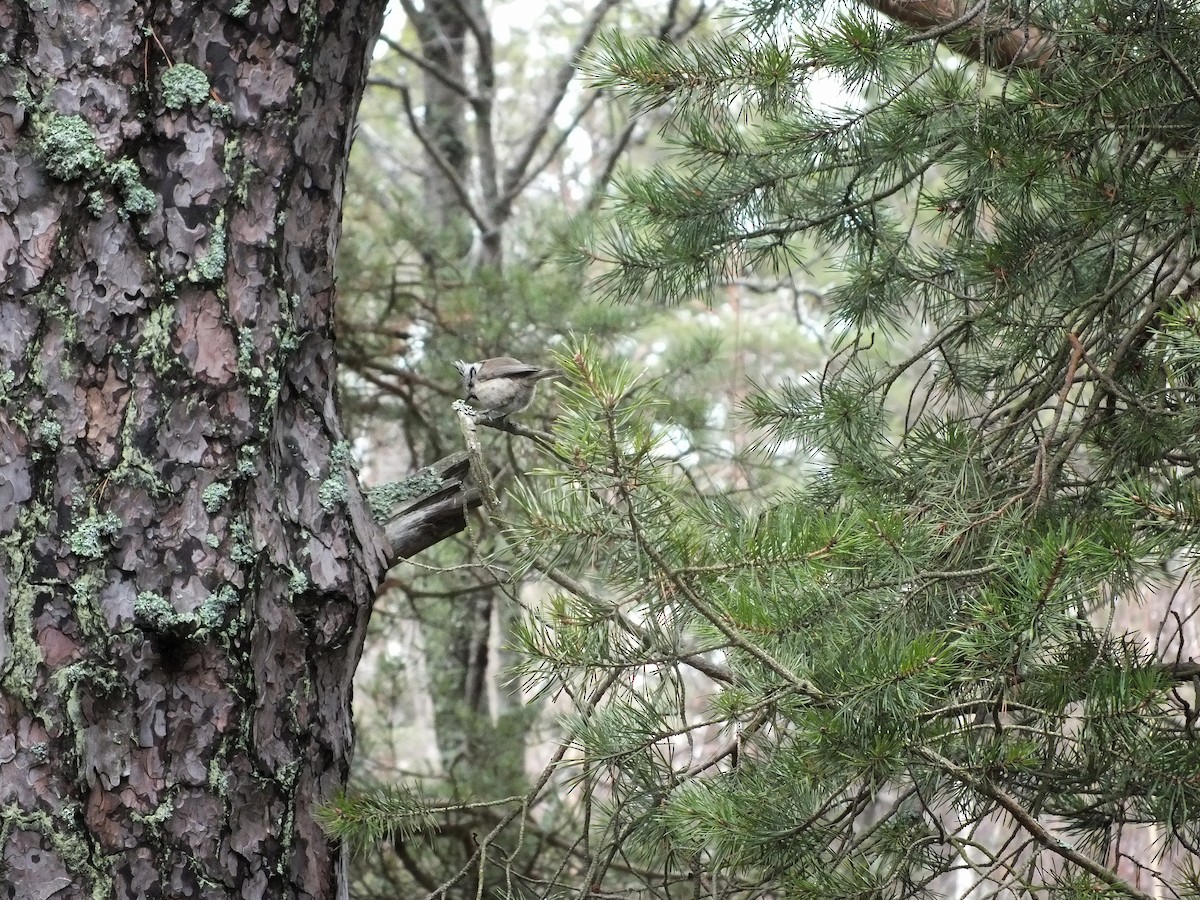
<box><xmin>454</xmin><ymin>356</ymin><xmax>562</xmax><ymax>421</ymax></box>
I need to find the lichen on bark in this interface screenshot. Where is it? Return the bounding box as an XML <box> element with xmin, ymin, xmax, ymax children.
<box><xmin>160</xmin><ymin>62</ymin><xmax>211</xmax><ymax>110</ymax></box>
<box><xmin>36</xmin><ymin>114</ymin><xmax>104</xmax><ymax>181</ymax></box>
<box><xmin>0</xmin><ymin>0</ymin><xmax>392</xmax><ymax>896</ymax></box>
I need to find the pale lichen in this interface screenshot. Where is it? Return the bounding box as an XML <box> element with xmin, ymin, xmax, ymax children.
<box><xmin>36</xmin><ymin>417</ymin><xmax>61</xmax><ymax>449</ymax></box>
<box><xmin>288</xmin><ymin>564</ymin><xmax>309</xmax><ymax>595</ymax></box>
<box><xmin>237</xmin><ymin>446</ymin><xmax>259</xmax><ymax>478</ymax></box>
<box><xmin>130</xmin><ymin>794</ymin><xmax>175</xmax><ymax>834</ymax></box>
<box><xmin>138</xmin><ymin>304</ymin><xmax>176</xmax><ymax>373</ymax></box>
<box><xmin>160</xmin><ymin>63</ymin><xmax>210</xmax><ymax>110</ymax></box>
<box><xmin>134</xmin><ymin>591</ymin><xmax>195</xmax><ymax>636</ymax></box>
<box><xmin>38</xmin><ymin>114</ymin><xmax>104</xmax><ymax>181</ymax></box>
<box><xmin>109</xmin><ymin>158</ymin><xmax>157</xmax><ymax>217</ymax></box>
<box><xmin>367</xmin><ymin>471</ymin><xmax>444</xmax><ymax>520</ymax></box>
<box><xmin>318</xmin><ymin>441</ymin><xmax>354</xmax><ymax>511</ymax></box>
<box><xmin>198</xmin><ymin>585</ymin><xmax>236</xmax><ymax>629</ymax></box>
<box><xmin>67</xmin><ymin>512</ymin><xmax>121</xmax><ymax>558</ymax></box>
<box><xmin>208</xmin><ymin>100</ymin><xmax>233</xmax><ymax>122</ymax></box>
<box><xmin>188</xmin><ymin>211</ymin><xmax>227</xmax><ymax>283</ymax></box>
<box><xmin>202</xmin><ymin>482</ymin><xmax>231</xmax><ymax>513</ymax></box>
<box><xmin>208</xmin><ymin>752</ymin><xmax>229</xmax><ymax>797</ymax></box>
<box><xmin>229</xmin><ymin>519</ymin><xmax>256</xmax><ymax>565</ymax></box>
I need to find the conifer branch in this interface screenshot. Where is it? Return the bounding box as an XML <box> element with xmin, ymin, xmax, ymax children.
<box><xmin>919</xmin><ymin>748</ymin><xmax>1157</xmax><ymax>900</ymax></box>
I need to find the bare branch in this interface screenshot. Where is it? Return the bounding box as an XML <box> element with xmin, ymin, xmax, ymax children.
<box><xmin>498</xmin><ymin>0</ymin><xmax>625</xmax><ymax>217</ymax></box>
<box><xmin>373</xmin><ymin>35</ymin><xmax>477</xmax><ymax>100</ymax></box>
<box><xmin>395</xmin><ymin>82</ymin><xmax>491</xmax><ymax>233</ymax></box>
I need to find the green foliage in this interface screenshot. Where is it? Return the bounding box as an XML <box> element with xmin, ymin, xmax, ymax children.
<box><xmin>337</xmin><ymin>3</ymin><xmax>1200</xmax><ymax>898</ymax></box>
<box><xmin>318</xmin><ymin>783</ymin><xmax>438</xmax><ymax>853</ymax></box>
<box><xmin>497</xmin><ymin>1</ymin><xmax>1200</xmax><ymax>897</ymax></box>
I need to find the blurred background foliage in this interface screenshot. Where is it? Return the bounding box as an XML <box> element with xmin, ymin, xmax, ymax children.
<box><xmin>332</xmin><ymin>0</ymin><xmax>1200</xmax><ymax>897</ymax></box>
<box><xmin>333</xmin><ymin>0</ymin><xmax>831</xmax><ymax>895</ymax></box>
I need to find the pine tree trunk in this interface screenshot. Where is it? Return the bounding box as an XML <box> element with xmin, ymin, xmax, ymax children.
<box><xmin>0</xmin><ymin>1</ymin><xmax>388</xmax><ymax>896</ymax></box>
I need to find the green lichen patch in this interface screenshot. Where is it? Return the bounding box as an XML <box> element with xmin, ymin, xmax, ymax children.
<box><xmin>317</xmin><ymin>441</ymin><xmax>354</xmax><ymax>512</ymax></box>
<box><xmin>197</xmin><ymin>584</ymin><xmax>238</xmax><ymax>632</ymax></box>
<box><xmin>237</xmin><ymin>446</ymin><xmax>259</xmax><ymax>478</ymax></box>
<box><xmin>208</xmin><ymin>751</ymin><xmax>230</xmax><ymax>798</ymax></box>
<box><xmin>317</xmin><ymin>476</ymin><xmax>348</xmax><ymax>512</ymax></box>
<box><xmin>35</xmin><ymin>417</ymin><xmax>61</xmax><ymax>449</ymax></box>
<box><xmin>202</xmin><ymin>482</ymin><xmax>231</xmax><ymax>513</ymax></box>
<box><xmin>112</xmin><ymin>395</ymin><xmax>167</xmax><ymax>496</ymax></box>
<box><xmin>67</xmin><ymin>512</ymin><xmax>121</xmax><ymax>558</ymax></box>
<box><xmin>138</xmin><ymin>304</ymin><xmax>176</xmax><ymax>374</ymax></box>
<box><xmin>188</xmin><ymin>211</ymin><xmax>227</xmax><ymax>284</ymax></box>
<box><xmin>367</xmin><ymin>471</ymin><xmax>444</xmax><ymax>520</ymax></box>
<box><xmin>288</xmin><ymin>564</ymin><xmax>309</xmax><ymax>595</ymax></box>
<box><xmin>133</xmin><ymin>591</ymin><xmax>196</xmax><ymax>637</ymax></box>
<box><xmin>109</xmin><ymin>158</ymin><xmax>157</xmax><ymax>217</ymax></box>
<box><xmin>208</xmin><ymin>100</ymin><xmax>233</xmax><ymax>122</ymax></box>
<box><xmin>0</xmin><ymin>805</ymin><xmax>114</xmax><ymax>898</ymax></box>
<box><xmin>52</xmin><ymin>660</ymin><xmax>124</xmax><ymax>698</ymax></box>
<box><xmin>160</xmin><ymin>63</ymin><xmax>210</xmax><ymax>110</ymax></box>
<box><xmin>38</xmin><ymin>114</ymin><xmax>104</xmax><ymax>181</ymax></box>
<box><xmin>133</xmin><ymin>592</ymin><xmax>207</xmax><ymax>643</ymax></box>
<box><xmin>130</xmin><ymin>793</ymin><xmax>175</xmax><ymax>835</ymax></box>
<box><xmin>229</xmin><ymin>519</ymin><xmax>256</xmax><ymax>565</ymax></box>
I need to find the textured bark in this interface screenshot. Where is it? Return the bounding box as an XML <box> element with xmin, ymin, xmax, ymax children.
<box><xmin>0</xmin><ymin>1</ymin><xmax>388</xmax><ymax>897</ymax></box>
<box><xmin>862</xmin><ymin>0</ymin><xmax>1056</xmax><ymax>69</ymax></box>
<box><xmin>382</xmin><ymin>452</ymin><xmax>481</xmax><ymax>562</ymax></box>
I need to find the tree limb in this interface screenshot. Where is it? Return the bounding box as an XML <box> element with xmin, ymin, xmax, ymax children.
<box><xmin>382</xmin><ymin>452</ymin><xmax>483</xmax><ymax>563</ymax></box>
<box><xmin>497</xmin><ymin>0</ymin><xmax>625</xmax><ymax>217</ymax></box>
<box><xmin>919</xmin><ymin>748</ymin><xmax>1156</xmax><ymax>900</ymax></box>
<box><xmin>861</xmin><ymin>0</ymin><xmax>1057</xmax><ymax>69</ymax></box>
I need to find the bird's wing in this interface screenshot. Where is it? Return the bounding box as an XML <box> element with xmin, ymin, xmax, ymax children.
<box><xmin>477</xmin><ymin>363</ymin><xmax>543</xmax><ymax>380</ymax></box>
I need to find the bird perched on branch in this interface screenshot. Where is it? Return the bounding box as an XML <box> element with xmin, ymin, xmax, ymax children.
<box><xmin>454</xmin><ymin>356</ymin><xmax>562</xmax><ymax>421</ymax></box>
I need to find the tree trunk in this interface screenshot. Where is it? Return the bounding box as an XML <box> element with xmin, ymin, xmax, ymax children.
<box><xmin>0</xmin><ymin>1</ymin><xmax>388</xmax><ymax>897</ymax></box>
<box><xmin>406</xmin><ymin>0</ymin><xmax>476</xmax><ymax>264</ymax></box>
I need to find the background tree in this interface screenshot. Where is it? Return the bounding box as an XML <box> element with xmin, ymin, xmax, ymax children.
<box><xmin>329</xmin><ymin>1</ymin><xmax>738</xmax><ymax>894</ymax></box>
<box><xmin>329</xmin><ymin>0</ymin><xmax>1200</xmax><ymax>897</ymax></box>
<box><xmin>0</xmin><ymin>2</ymin><xmax>391</xmax><ymax>896</ymax></box>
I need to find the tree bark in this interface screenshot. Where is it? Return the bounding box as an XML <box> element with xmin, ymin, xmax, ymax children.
<box><xmin>0</xmin><ymin>1</ymin><xmax>388</xmax><ymax>896</ymax></box>
<box><xmin>862</xmin><ymin>0</ymin><xmax>1056</xmax><ymax>69</ymax></box>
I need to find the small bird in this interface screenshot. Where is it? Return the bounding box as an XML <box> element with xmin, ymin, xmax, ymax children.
<box><xmin>455</xmin><ymin>356</ymin><xmax>562</xmax><ymax>421</ymax></box>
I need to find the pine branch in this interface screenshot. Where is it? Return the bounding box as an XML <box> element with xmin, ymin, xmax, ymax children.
<box><xmin>919</xmin><ymin>748</ymin><xmax>1157</xmax><ymax>900</ymax></box>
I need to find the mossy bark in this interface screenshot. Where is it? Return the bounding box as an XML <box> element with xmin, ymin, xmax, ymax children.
<box><xmin>0</xmin><ymin>1</ymin><xmax>388</xmax><ymax>896</ymax></box>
